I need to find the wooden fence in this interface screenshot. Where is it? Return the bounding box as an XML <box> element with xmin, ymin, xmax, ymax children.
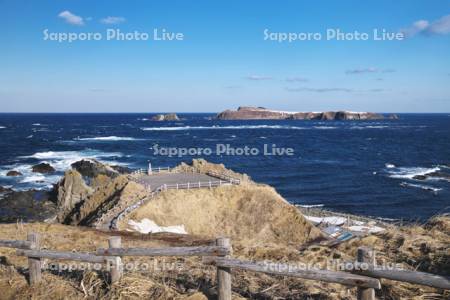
<box><xmin>1</xmin><ymin>234</ymin><xmax>449</xmax><ymax>300</ymax></box>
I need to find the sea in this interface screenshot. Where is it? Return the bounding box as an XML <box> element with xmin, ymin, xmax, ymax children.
<box><xmin>0</xmin><ymin>113</ymin><xmax>449</xmax><ymax>221</ymax></box>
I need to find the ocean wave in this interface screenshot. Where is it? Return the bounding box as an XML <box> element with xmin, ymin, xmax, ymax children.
<box><xmin>141</xmin><ymin>125</ymin><xmax>307</xmax><ymax>131</ymax></box>
<box><xmin>32</xmin><ymin>123</ymin><xmax>42</xmax><ymax>126</ymax></box>
<box><xmin>351</xmin><ymin>125</ymin><xmax>389</xmax><ymax>129</ymax></box>
<box><xmin>1</xmin><ymin>150</ymin><xmax>127</xmax><ymax>190</ymax></box>
<box><xmin>0</xmin><ymin>126</ymin><xmax>6</xmax><ymax>129</ymax></box>
<box><xmin>296</xmin><ymin>204</ymin><xmax>325</xmax><ymax>208</ymax></box>
<box><xmin>387</xmin><ymin>166</ymin><xmax>440</xmax><ymax>180</ymax></box>
<box><xmin>313</xmin><ymin>126</ymin><xmax>337</xmax><ymax>129</ymax></box>
<box><xmin>75</xmin><ymin>136</ymin><xmax>144</xmax><ymax>141</ymax></box>
<box><xmin>400</xmin><ymin>182</ymin><xmax>442</xmax><ymax>193</ymax></box>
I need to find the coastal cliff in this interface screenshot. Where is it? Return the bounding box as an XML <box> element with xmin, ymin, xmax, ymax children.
<box><xmin>217</xmin><ymin>106</ymin><xmax>398</xmax><ymax>120</ymax></box>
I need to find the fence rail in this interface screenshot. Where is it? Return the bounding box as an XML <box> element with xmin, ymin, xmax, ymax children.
<box><xmin>1</xmin><ymin>234</ymin><xmax>449</xmax><ymax>300</ymax></box>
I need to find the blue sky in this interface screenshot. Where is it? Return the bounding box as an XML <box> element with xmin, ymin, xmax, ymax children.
<box><xmin>0</xmin><ymin>0</ymin><xmax>449</xmax><ymax>112</ymax></box>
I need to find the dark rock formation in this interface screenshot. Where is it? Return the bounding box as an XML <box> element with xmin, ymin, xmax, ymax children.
<box><xmin>71</xmin><ymin>159</ymin><xmax>119</xmax><ymax>178</ymax></box>
<box><xmin>217</xmin><ymin>107</ymin><xmax>391</xmax><ymax>121</ymax></box>
<box><xmin>152</xmin><ymin>113</ymin><xmax>180</xmax><ymax>121</ymax></box>
<box><xmin>413</xmin><ymin>171</ymin><xmax>450</xmax><ymax>182</ymax></box>
<box><xmin>32</xmin><ymin>163</ymin><xmax>55</xmax><ymax>174</ymax></box>
<box><xmin>6</xmin><ymin>170</ymin><xmax>22</xmax><ymax>177</ymax></box>
<box><xmin>111</xmin><ymin>165</ymin><xmax>133</xmax><ymax>174</ymax></box>
<box><xmin>0</xmin><ymin>189</ymin><xmax>56</xmax><ymax>223</ymax></box>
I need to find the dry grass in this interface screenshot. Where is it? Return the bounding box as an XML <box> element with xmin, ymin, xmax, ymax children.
<box><xmin>0</xmin><ymin>218</ymin><xmax>449</xmax><ymax>299</ymax></box>
<box><xmin>120</xmin><ymin>183</ymin><xmax>323</xmax><ymax>247</ymax></box>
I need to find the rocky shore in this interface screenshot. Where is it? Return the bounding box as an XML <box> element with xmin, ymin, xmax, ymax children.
<box><xmin>217</xmin><ymin>106</ymin><xmax>398</xmax><ymax>120</ymax></box>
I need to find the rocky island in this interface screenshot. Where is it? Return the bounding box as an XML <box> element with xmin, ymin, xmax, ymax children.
<box><xmin>217</xmin><ymin>106</ymin><xmax>398</xmax><ymax>120</ymax></box>
<box><xmin>151</xmin><ymin>113</ymin><xmax>180</xmax><ymax>121</ymax></box>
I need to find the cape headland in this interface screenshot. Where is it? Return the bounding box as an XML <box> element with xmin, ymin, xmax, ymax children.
<box><xmin>0</xmin><ymin>159</ymin><xmax>448</xmax><ymax>299</ymax></box>
<box><xmin>216</xmin><ymin>106</ymin><xmax>398</xmax><ymax>120</ymax></box>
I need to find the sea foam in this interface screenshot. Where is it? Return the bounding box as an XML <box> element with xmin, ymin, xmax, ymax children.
<box><xmin>387</xmin><ymin>166</ymin><xmax>440</xmax><ymax>180</ymax></box>
<box><xmin>75</xmin><ymin>136</ymin><xmax>144</xmax><ymax>141</ymax></box>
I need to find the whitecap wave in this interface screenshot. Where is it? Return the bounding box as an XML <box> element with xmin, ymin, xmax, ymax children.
<box><xmin>141</xmin><ymin>125</ymin><xmax>307</xmax><ymax>131</ymax></box>
<box><xmin>385</xmin><ymin>163</ymin><xmax>396</xmax><ymax>169</ymax></box>
<box><xmin>296</xmin><ymin>204</ymin><xmax>324</xmax><ymax>208</ymax></box>
<box><xmin>0</xmin><ymin>126</ymin><xmax>5</xmax><ymax>129</ymax></box>
<box><xmin>387</xmin><ymin>166</ymin><xmax>440</xmax><ymax>180</ymax></box>
<box><xmin>75</xmin><ymin>136</ymin><xmax>144</xmax><ymax>141</ymax></box>
<box><xmin>32</xmin><ymin>123</ymin><xmax>42</xmax><ymax>126</ymax></box>
<box><xmin>400</xmin><ymin>182</ymin><xmax>442</xmax><ymax>193</ymax></box>
<box><xmin>351</xmin><ymin>125</ymin><xmax>389</xmax><ymax>129</ymax></box>
<box><xmin>1</xmin><ymin>150</ymin><xmax>127</xmax><ymax>190</ymax></box>
<box><xmin>313</xmin><ymin>126</ymin><xmax>337</xmax><ymax>129</ymax></box>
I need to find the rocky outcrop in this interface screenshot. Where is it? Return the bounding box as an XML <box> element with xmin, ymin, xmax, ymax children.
<box><xmin>67</xmin><ymin>175</ymin><xmax>129</xmax><ymax>226</ymax></box>
<box><xmin>55</xmin><ymin>159</ymin><xmax>132</xmax><ymax>225</ymax></box>
<box><xmin>152</xmin><ymin>113</ymin><xmax>180</xmax><ymax>121</ymax></box>
<box><xmin>56</xmin><ymin>169</ymin><xmax>94</xmax><ymax>222</ymax></box>
<box><xmin>71</xmin><ymin>159</ymin><xmax>119</xmax><ymax>178</ymax></box>
<box><xmin>6</xmin><ymin>170</ymin><xmax>22</xmax><ymax>177</ymax></box>
<box><xmin>111</xmin><ymin>165</ymin><xmax>132</xmax><ymax>174</ymax></box>
<box><xmin>217</xmin><ymin>107</ymin><xmax>394</xmax><ymax>121</ymax></box>
<box><xmin>32</xmin><ymin>163</ymin><xmax>55</xmax><ymax>174</ymax></box>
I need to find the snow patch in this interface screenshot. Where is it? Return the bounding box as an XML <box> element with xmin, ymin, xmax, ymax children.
<box><xmin>128</xmin><ymin>219</ymin><xmax>187</xmax><ymax>234</ymax></box>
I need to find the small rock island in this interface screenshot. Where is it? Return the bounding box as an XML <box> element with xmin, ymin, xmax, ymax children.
<box><xmin>151</xmin><ymin>113</ymin><xmax>180</xmax><ymax>121</ymax></box>
<box><xmin>216</xmin><ymin>106</ymin><xmax>398</xmax><ymax>120</ymax></box>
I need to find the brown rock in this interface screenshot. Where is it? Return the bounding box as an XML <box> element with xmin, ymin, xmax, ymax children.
<box><xmin>6</xmin><ymin>170</ymin><xmax>22</xmax><ymax>177</ymax></box>
<box><xmin>32</xmin><ymin>163</ymin><xmax>55</xmax><ymax>174</ymax></box>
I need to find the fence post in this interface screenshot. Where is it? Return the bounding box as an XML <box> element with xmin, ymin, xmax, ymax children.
<box><xmin>216</xmin><ymin>237</ymin><xmax>232</xmax><ymax>300</ymax></box>
<box><xmin>357</xmin><ymin>247</ymin><xmax>376</xmax><ymax>300</ymax></box>
<box><xmin>27</xmin><ymin>233</ymin><xmax>42</xmax><ymax>285</ymax></box>
<box><xmin>108</xmin><ymin>236</ymin><xmax>123</xmax><ymax>284</ymax></box>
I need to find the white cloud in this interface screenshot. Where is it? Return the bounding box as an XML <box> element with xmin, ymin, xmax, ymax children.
<box><xmin>58</xmin><ymin>10</ymin><xmax>84</xmax><ymax>26</ymax></box>
<box><xmin>100</xmin><ymin>16</ymin><xmax>126</xmax><ymax>25</ymax></box>
<box><xmin>401</xmin><ymin>14</ymin><xmax>450</xmax><ymax>37</ymax></box>
<box><xmin>286</xmin><ymin>87</ymin><xmax>386</xmax><ymax>93</ymax></box>
<box><xmin>286</xmin><ymin>77</ymin><xmax>308</xmax><ymax>82</ymax></box>
<box><xmin>286</xmin><ymin>87</ymin><xmax>353</xmax><ymax>93</ymax></box>
<box><xmin>346</xmin><ymin>68</ymin><xmax>396</xmax><ymax>75</ymax></box>
<box><xmin>245</xmin><ymin>75</ymin><xmax>272</xmax><ymax>81</ymax></box>
<box><xmin>346</xmin><ymin>68</ymin><xmax>378</xmax><ymax>74</ymax></box>
<box><xmin>428</xmin><ymin>14</ymin><xmax>450</xmax><ymax>34</ymax></box>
